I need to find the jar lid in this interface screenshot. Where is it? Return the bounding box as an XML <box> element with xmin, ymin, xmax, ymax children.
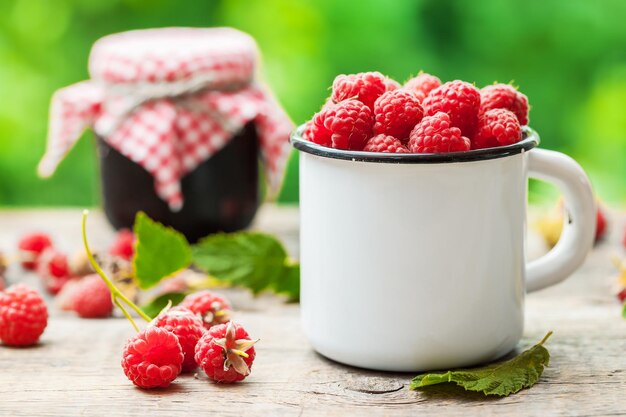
<box><xmin>88</xmin><ymin>27</ymin><xmax>257</xmax><ymax>87</ymax></box>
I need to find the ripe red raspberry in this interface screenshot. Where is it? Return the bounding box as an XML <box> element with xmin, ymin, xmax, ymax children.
<box><xmin>422</xmin><ymin>80</ymin><xmax>481</xmax><ymax>136</ymax></box>
<box><xmin>384</xmin><ymin>77</ymin><xmax>401</xmax><ymax>91</ymax></box>
<box><xmin>331</xmin><ymin>71</ymin><xmax>387</xmax><ymax>109</ymax></box>
<box><xmin>404</xmin><ymin>72</ymin><xmax>441</xmax><ymax>100</ymax></box>
<box><xmin>71</xmin><ymin>275</ymin><xmax>114</xmax><ymax>318</ymax></box>
<box><xmin>194</xmin><ymin>321</ymin><xmax>257</xmax><ymax>383</ymax></box>
<box><xmin>617</xmin><ymin>288</ymin><xmax>626</xmax><ymax>304</ymax></box>
<box><xmin>153</xmin><ymin>306</ymin><xmax>205</xmax><ymax>372</ymax></box>
<box><xmin>408</xmin><ymin>112</ymin><xmax>471</xmax><ymax>153</ymax></box>
<box><xmin>109</xmin><ymin>229</ymin><xmax>135</xmax><ymax>261</ymax></box>
<box><xmin>303</xmin><ymin>120</ymin><xmax>331</xmax><ymax>147</ymax></box>
<box><xmin>472</xmin><ymin>108</ymin><xmax>522</xmax><ymax>149</ymax></box>
<box><xmin>18</xmin><ymin>233</ymin><xmax>53</xmax><ymax>270</ymax></box>
<box><xmin>363</xmin><ymin>134</ymin><xmax>409</xmax><ymax>153</ymax></box>
<box><xmin>595</xmin><ymin>205</ymin><xmax>607</xmax><ymax>243</ymax></box>
<box><xmin>121</xmin><ymin>326</ymin><xmax>184</xmax><ymax>389</ymax></box>
<box><xmin>36</xmin><ymin>248</ymin><xmax>72</xmax><ymax>295</ymax></box>
<box><xmin>180</xmin><ymin>290</ymin><xmax>232</xmax><ymax>330</ymax></box>
<box><xmin>0</xmin><ymin>284</ymin><xmax>48</xmax><ymax>346</ymax></box>
<box><xmin>373</xmin><ymin>90</ymin><xmax>423</xmax><ymax>140</ymax></box>
<box><xmin>310</xmin><ymin>100</ymin><xmax>373</xmax><ymax>150</ymax></box>
<box><xmin>480</xmin><ymin>83</ymin><xmax>529</xmax><ymax>125</ymax></box>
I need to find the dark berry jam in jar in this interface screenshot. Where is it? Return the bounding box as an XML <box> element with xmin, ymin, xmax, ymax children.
<box><xmin>40</xmin><ymin>28</ymin><xmax>293</xmax><ymax>241</ymax></box>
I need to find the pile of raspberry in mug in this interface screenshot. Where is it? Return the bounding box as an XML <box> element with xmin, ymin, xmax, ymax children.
<box><xmin>303</xmin><ymin>71</ymin><xmax>529</xmax><ymax>153</ymax></box>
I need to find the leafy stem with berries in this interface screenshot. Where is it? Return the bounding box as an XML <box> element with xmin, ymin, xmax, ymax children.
<box><xmin>82</xmin><ymin>210</ymin><xmax>151</xmax><ymax>330</ymax></box>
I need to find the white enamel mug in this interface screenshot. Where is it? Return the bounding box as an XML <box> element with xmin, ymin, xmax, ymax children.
<box><xmin>291</xmin><ymin>126</ymin><xmax>595</xmax><ymax>372</ymax></box>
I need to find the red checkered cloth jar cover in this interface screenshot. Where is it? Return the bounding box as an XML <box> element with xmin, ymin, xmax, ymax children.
<box><xmin>39</xmin><ymin>27</ymin><xmax>294</xmax><ymax>211</ymax></box>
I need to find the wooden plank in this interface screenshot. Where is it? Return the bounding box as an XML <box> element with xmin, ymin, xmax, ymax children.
<box><xmin>0</xmin><ymin>206</ymin><xmax>625</xmax><ymax>416</ymax></box>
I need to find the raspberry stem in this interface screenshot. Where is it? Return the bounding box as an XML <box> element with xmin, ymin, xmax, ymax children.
<box><xmin>81</xmin><ymin>210</ymin><xmax>152</xmax><ymax>329</ymax></box>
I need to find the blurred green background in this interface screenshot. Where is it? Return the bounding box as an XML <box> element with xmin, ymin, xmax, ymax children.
<box><xmin>0</xmin><ymin>0</ymin><xmax>624</xmax><ymax>207</ymax></box>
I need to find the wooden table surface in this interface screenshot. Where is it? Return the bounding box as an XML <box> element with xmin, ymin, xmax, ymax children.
<box><xmin>0</xmin><ymin>205</ymin><xmax>625</xmax><ymax>416</ymax></box>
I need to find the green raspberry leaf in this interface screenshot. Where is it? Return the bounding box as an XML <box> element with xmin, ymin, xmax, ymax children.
<box><xmin>140</xmin><ymin>291</ymin><xmax>187</xmax><ymax>318</ymax></box>
<box><xmin>191</xmin><ymin>232</ymin><xmax>299</xmax><ymax>300</ymax></box>
<box><xmin>622</xmin><ymin>302</ymin><xmax>626</xmax><ymax>319</ymax></box>
<box><xmin>132</xmin><ymin>212</ymin><xmax>192</xmax><ymax>289</ymax></box>
<box><xmin>410</xmin><ymin>332</ymin><xmax>552</xmax><ymax>397</ymax></box>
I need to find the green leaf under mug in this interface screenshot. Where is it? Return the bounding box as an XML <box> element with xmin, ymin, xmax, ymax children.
<box><xmin>133</xmin><ymin>212</ymin><xmax>192</xmax><ymax>289</ymax></box>
<box><xmin>410</xmin><ymin>332</ymin><xmax>552</xmax><ymax>397</ymax></box>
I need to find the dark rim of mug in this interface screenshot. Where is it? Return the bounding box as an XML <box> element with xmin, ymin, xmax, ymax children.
<box><xmin>290</xmin><ymin>125</ymin><xmax>539</xmax><ymax>163</ymax></box>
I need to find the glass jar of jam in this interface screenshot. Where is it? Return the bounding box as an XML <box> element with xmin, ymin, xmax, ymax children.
<box><xmin>40</xmin><ymin>28</ymin><xmax>293</xmax><ymax>242</ymax></box>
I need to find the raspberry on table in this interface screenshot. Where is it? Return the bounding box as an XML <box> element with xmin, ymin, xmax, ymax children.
<box><xmin>153</xmin><ymin>306</ymin><xmax>205</xmax><ymax>373</ymax></box>
<box><xmin>404</xmin><ymin>72</ymin><xmax>441</xmax><ymax>100</ymax></box>
<box><xmin>309</xmin><ymin>100</ymin><xmax>373</xmax><ymax>150</ymax></box>
<box><xmin>180</xmin><ymin>290</ymin><xmax>232</xmax><ymax>330</ymax></box>
<box><xmin>36</xmin><ymin>248</ymin><xmax>72</xmax><ymax>295</ymax></box>
<box><xmin>373</xmin><ymin>90</ymin><xmax>423</xmax><ymax>140</ymax></box>
<box><xmin>331</xmin><ymin>71</ymin><xmax>388</xmax><ymax>109</ymax></box>
<box><xmin>72</xmin><ymin>274</ymin><xmax>114</xmax><ymax>318</ymax></box>
<box><xmin>480</xmin><ymin>83</ymin><xmax>529</xmax><ymax>125</ymax></box>
<box><xmin>109</xmin><ymin>229</ymin><xmax>135</xmax><ymax>261</ymax></box>
<box><xmin>472</xmin><ymin>108</ymin><xmax>522</xmax><ymax>149</ymax></box>
<box><xmin>422</xmin><ymin>80</ymin><xmax>481</xmax><ymax>136</ymax></box>
<box><xmin>121</xmin><ymin>326</ymin><xmax>184</xmax><ymax>389</ymax></box>
<box><xmin>408</xmin><ymin>112</ymin><xmax>471</xmax><ymax>153</ymax></box>
<box><xmin>18</xmin><ymin>233</ymin><xmax>53</xmax><ymax>270</ymax></box>
<box><xmin>194</xmin><ymin>321</ymin><xmax>257</xmax><ymax>383</ymax></box>
<box><xmin>0</xmin><ymin>284</ymin><xmax>48</xmax><ymax>346</ymax></box>
<box><xmin>364</xmin><ymin>134</ymin><xmax>409</xmax><ymax>153</ymax></box>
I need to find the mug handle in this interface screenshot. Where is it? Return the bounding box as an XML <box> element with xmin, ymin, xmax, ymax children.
<box><xmin>526</xmin><ymin>148</ymin><xmax>596</xmax><ymax>292</ymax></box>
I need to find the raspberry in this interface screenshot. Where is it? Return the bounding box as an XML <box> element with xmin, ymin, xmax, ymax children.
<box><xmin>36</xmin><ymin>248</ymin><xmax>72</xmax><ymax>295</ymax></box>
<box><xmin>384</xmin><ymin>77</ymin><xmax>401</xmax><ymax>91</ymax></box>
<box><xmin>72</xmin><ymin>275</ymin><xmax>114</xmax><ymax>318</ymax></box>
<box><xmin>422</xmin><ymin>80</ymin><xmax>481</xmax><ymax>136</ymax></box>
<box><xmin>0</xmin><ymin>284</ymin><xmax>48</xmax><ymax>346</ymax></box>
<box><xmin>618</xmin><ymin>288</ymin><xmax>626</xmax><ymax>304</ymax></box>
<box><xmin>310</xmin><ymin>100</ymin><xmax>373</xmax><ymax>150</ymax></box>
<box><xmin>331</xmin><ymin>71</ymin><xmax>387</xmax><ymax>109</ymax></box>
<box><xmin>595</xmin><ymin>205</ymin><xmax>607</xmax><ymax>243</ymax></box>
<box><xmin>303</xmin><ymin>120</ymin><xmax>331</xmax><ymax>147</ymax></box>
<box><xmin>153</xmin><ymin>306</ymin><xmax>205</xmax><ymax>372</ymax></box>
<box><xmin>56</xmin><ymin>279</ymin><xmax>82</xmax><ymax>311</ymax></box>
<box><xmin>121</xmin><ymin>326</ymin><xmax>184</xmax><ymax>389</ymax></box>
<box><xmin>194</xmin><ymin>321</ymin><xmax>257</xmax><ymax>383</ymax></box>
<box><xmin>18</xmin><ymin>233</ymin><xmax>53</xmax><ymax>270</ymax></box>
<box><xmin>408</xmin><ymin>112</ymin><xmax>471</xmax><ymax>153</ymax></box>
<box><xmin>109</xmin><ymin>229</ymin><xmax>135</xmax><ymax>261</ymax></box>
<box><xmin>373</xmin><ymin>90</ymin><xmax>423</xmax><ymax>140</ymax></box>
<box><xmin>472</xmin><ymin>108</ymin><xmax>522</xmax><ymax>149</ymax></box>
<box><xmin>480</xmin><ymin>83</ymin><xmax>529</xmax><ymax>125</ymax></box>
<box><xmin>180</xmin><ymin>290</ymin><xmax>232</xmax><ymax>330</ymax></box>
<box><xmin>363</xmin><ymin>134</ymin><xmax>409</xmax><ymax>153</ymax></box>
<box><xmin>404</xmin><ymin>72</ymin><xmax>441</xmax><ymax>100</ymax></box>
